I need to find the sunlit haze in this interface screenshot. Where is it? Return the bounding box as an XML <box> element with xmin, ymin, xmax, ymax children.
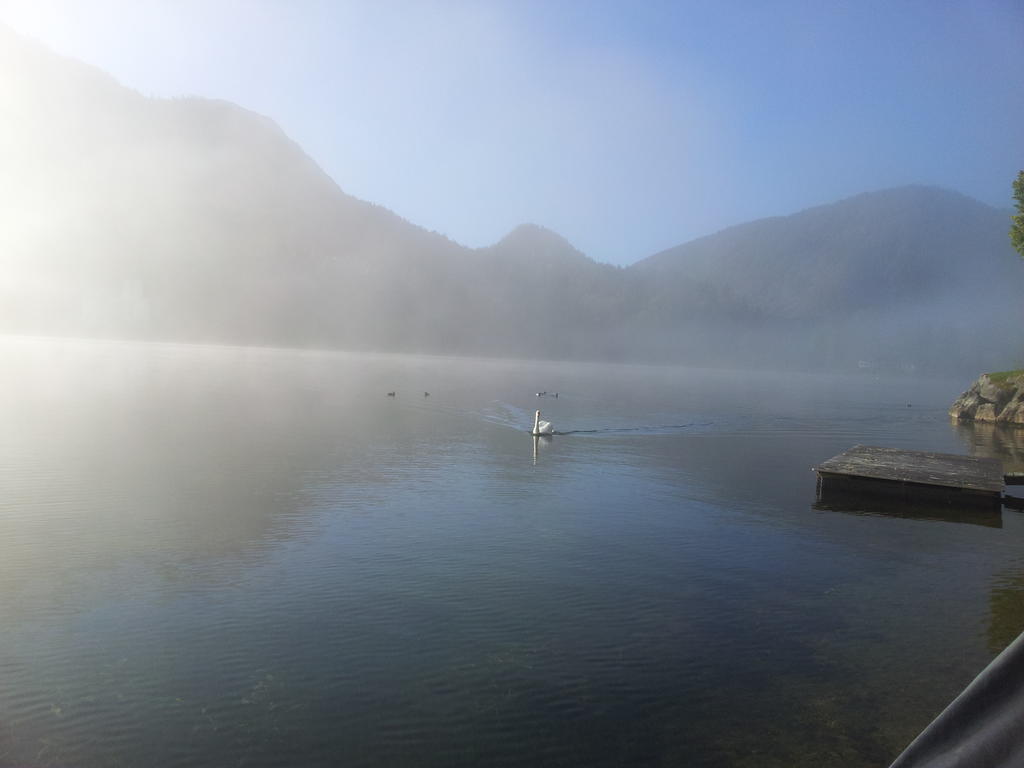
<box><xmin>2</xmin><ymin>0</ymin><xmax>1021</xmax><ymax>264</ymax></box>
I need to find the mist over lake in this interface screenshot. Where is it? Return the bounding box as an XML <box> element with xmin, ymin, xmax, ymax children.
<box><xmin>3</xmin><ymin>337</ymin><xmax>1023</xmax><ymax>767</ymax></box>
<box><xmin>2</xmin><ymin>24</ymin><xmax>1022</xmax><ymax>375</ymax></box>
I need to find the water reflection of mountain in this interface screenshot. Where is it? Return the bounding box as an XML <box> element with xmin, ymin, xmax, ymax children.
<box><xmin>0</xmin><ymin>338</ymin><xmax>437</xmax><ymax>620</ymax></box>
<box><xmin>972</xmin><ymin>424</ymin><xmax>1024</xmax><ymax>652</ymax></box>
<box><xmin>953</xmin><ymin>420</ymin><xmax>1024</xmax><ymax>474</ymax></box>
<box><xmin>989</xmin><ymin>571</ymin><xmax>1024</xmax><ymax>655</ymax></box>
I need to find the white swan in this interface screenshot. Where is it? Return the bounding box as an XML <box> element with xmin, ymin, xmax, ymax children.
<box><xmin>532</xmin><ymin>410</ymin><xmax>554</xmax><ymax>436</ymax></box>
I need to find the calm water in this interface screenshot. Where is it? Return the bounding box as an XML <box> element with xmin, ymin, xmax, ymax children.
<box><xmin>2</xmin><ymin>338</ymin><xmax>1023</xmax><ymax>768</ymax></box>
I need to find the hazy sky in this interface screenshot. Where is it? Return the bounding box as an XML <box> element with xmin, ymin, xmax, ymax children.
<box><xmin>2</xmin><ymin>0</ymin><xmax>1022</xmax><ymax>265</ymax></box>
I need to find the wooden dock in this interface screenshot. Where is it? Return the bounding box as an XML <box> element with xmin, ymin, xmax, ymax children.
<box><xmin>814</xmin><ymin>445</ymin><xmax>1005</xmax><ymax>508</ymax></box>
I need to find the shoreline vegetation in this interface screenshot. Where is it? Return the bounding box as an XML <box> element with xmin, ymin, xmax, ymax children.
<box><xmin>989</xmin><ymin>370</ymin><xmax>1024</xmax><ymax>387</ymax></box>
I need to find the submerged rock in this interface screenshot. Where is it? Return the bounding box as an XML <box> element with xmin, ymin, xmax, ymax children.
<box><xmin>951</xmin><ymin>372</ymin><xmax>1024</xmax><ymax>425</ymax></box>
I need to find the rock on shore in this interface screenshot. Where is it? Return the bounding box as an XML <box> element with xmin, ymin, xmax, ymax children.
<box><xmin>950</xmin><ymin>373</ymin><xmax>1024</xmax><ymax>425</ymax></box>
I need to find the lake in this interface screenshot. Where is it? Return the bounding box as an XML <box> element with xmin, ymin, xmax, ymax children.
<box><xmin>2</xmin><ymin>337</ymin><xmax>1023</xmax><ymax>768</ymax></box>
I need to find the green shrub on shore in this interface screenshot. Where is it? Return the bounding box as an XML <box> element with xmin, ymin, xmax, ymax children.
<box><xmin>988</xmin><ymin>370</ymin><xmax>1024</xmax><ymax>388</ymax></box>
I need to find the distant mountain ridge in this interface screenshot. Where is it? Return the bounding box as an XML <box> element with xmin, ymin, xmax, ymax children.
<box><xmin>635</xmin><ymin>186</ymin><xmax>1013</xmax><ymax>318</ymax></box>
<box><xmin>625</xmin><ymin>185</ymin><xmax>1022</xmax><ymax>370</ymax></box>
<box><xmin>2</xmin><ymin>24</ymin><xmax>1021</xmax><ymax>373</ymax></box>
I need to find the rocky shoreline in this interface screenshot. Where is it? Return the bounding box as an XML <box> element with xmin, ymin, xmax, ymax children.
<box><xmin>950</xmin><ymin>372</ymin><xmax>1024</xmax><ymax>425</ymax></box>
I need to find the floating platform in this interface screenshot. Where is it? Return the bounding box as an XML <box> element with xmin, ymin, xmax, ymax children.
<box><xmin>814</xmin><ymin>445</ymin><xmax>1005</xmax><ymax>509</ymax></box>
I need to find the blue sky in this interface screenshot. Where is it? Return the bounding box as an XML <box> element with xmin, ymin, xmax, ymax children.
<box><xmin>2</xmin><ymin>0</ymin><xmax>1022</xmax><ymax>264</ymax></box>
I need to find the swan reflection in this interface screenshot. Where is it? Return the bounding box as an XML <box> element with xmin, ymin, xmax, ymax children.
<box><xmin>532</xmin><ymin>434</ymin><xmax>553</xmax><ymax>465</ymax></box>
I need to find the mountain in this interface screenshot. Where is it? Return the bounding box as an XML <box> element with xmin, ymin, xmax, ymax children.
<box><xmin>627</xmin><ymin>187</ymin><xmax>1024</xmax><ymax>370</ymax></box>
<box><xmin>2</xmin><ymin>24</ymin><xmax>1021</xmax><ymax>373</ymax></box>
<box><xmin>635</xmin><ymin>186</ymin><xmax>1015</xmax><ymax>318</ymax></box>
<box><xmin>0</xmin><ymin>23</ymin><xmax>466</xmax><ymax>350</ymax></box>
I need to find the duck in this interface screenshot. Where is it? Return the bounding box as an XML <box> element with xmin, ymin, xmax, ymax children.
<box><xmin>386</xmin><ymin>391</ymin><xmax>396</xmax><ymax>397</ymax></box>
<box><xmin>532</xmin><ymin>410</ymin><xmax>554</xmax><ymax>436</ymax></box>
